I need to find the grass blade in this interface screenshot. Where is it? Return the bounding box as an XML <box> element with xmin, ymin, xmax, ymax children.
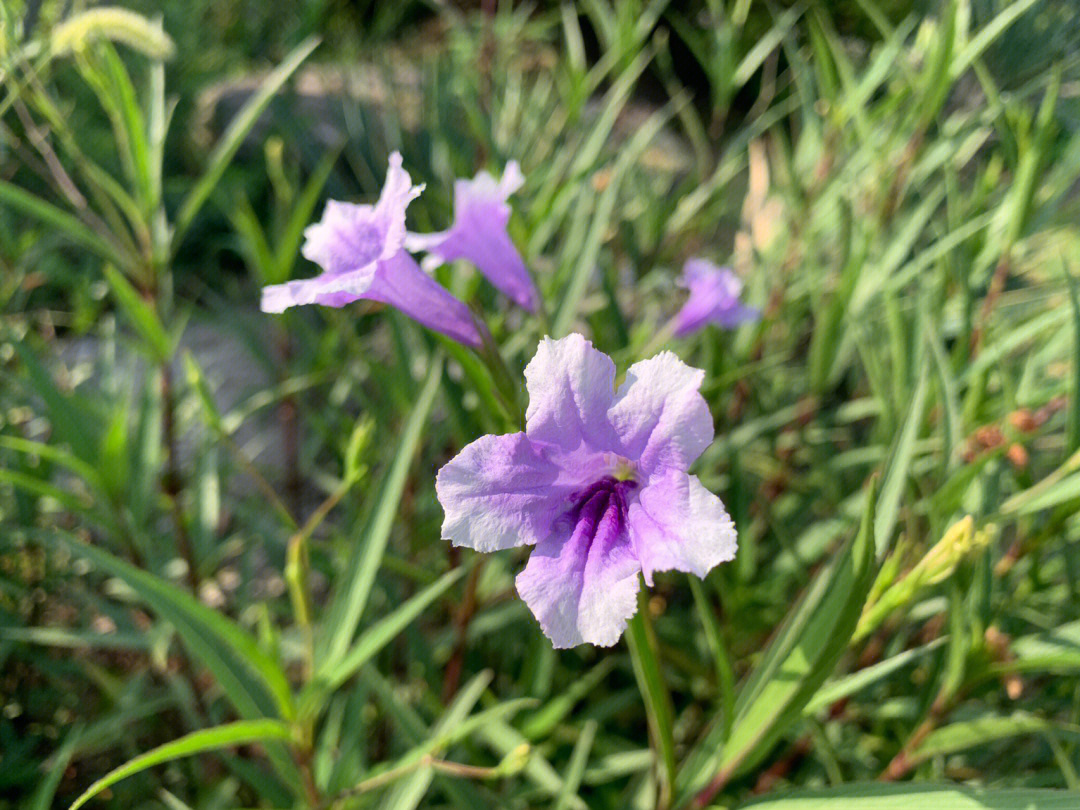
<box><xmin>47</xmin><ymin>531</ymin><xmax>294</xmax><ymax>722</ymax></box>
<box><xmin>172</xmin><ymin>36</ymin><xmax>319</xmax><ymax>250</ymax></box>
<box><xmin>67</xmin><ymin>720</ymin><xmax>292</xmax><ymax>810</ymax></box>
<box><xmin>741</xmin><ymin>783</ymin><xmax>1077</xmax><ymax>809</ymax></box>
<box><xmin>317</xmin><ymin>356</ymin><xmax>444</xmax><ymax>674</ymax></box>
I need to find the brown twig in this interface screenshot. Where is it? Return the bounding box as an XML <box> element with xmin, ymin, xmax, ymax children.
<box><xmin>160</xmin><ymin>359</ymin><xmax>200</xmax><ymax>593</ymax></box>
<box><xmin>441</xmin><ymin>556</ymin><xmax>484</xmax><ymax>703</ymax></box>
<box><xmin>969</xmin><ymin>255</ymin><xmax>1011</xmax><ymax>356</ymax></box>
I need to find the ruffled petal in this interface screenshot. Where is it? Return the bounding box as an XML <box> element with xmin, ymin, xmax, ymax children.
<box><xmin>260</xmin><ymin>265</ymin><xmax>376</xmax><ymax>313</ymax></box>
<box><xmin>627</xmin><ymin>469</ymin><xmax>737</xmax><ymax>586</ymax></box>
<box><xmin>365</xmin><ymin>251</ymin><xmax>483</xmax><ymax>347</ymax></box>
<box><xmin>608</xmin><ymin>351</ymin><xmax>713</xmax><ymax>476</ymax></box>
<box><xmin>300</xmin><ymin>201</ymin><xmax>382</xmax><ymax>277</ymax></box>
<box><xmin>405</xmin><ymin>161</ymin><xmax>536</xmax><ymax>311</ymax></box>
<box><xmin>436</xmin><ymin>432</ymin><xmax>574</xmax><ymax>552</ymax></box>
<box><xmin>516</xmin><ymin>492</ymin><xmax>641</xmax><ymax>648</ymax></box>
<box><xmin>375</xmin><ymin>151</ymin><xmax>424</xmax><ymax>261</ymax></box>
<box><xmin>674</xmin><ymin>260</ymin><xmax>759</xmax><ymax>337</ymax></box>
<box><xmin>524</xmin><ymin>334</ymin><xmax>619</xmax><ymax>453</ymax></box>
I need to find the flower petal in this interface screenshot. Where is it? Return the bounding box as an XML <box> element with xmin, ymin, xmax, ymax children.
<box><xmin>436</xmin><ymin>432</ymin><xmax>574</xmax><ymax>552</ymax></box>
<box><xmin>405</xmin><ymin>161</ymin><xmax>536</xmax><ymax>311</ymax></box>
<box><xmin>608</xmin><ymin>351</ymin><xmax>713</xmax><ymax>475</ymax></box>
<box><xmin>674</xmin><ymin>260</ymin><xmax>759</xmax><ymax>337</ymax></box>
<box><xmin>365</xmin><ymin>251</ymin><xmax>483</xmax><ymax>347</ymax></box>
<box><xmin>524</xmin><ymin>334</ymin><xmax>619</xmax><ymax>453</ymax></box>
<box><xmin>260</xmin><ymin>265</ymin><xmax>376</xmax><ymax>313</ymax></box>
<box><xmin>627</xmin><ymin>469</ymin><xmax>737</xmax><ymax>586</ymax></box>
<box><xmin>515</xmin><ymin>494</ymin><xmax>641</xmax><ymax>648</ymax></box>
<box><xmin>374</xmin><ymin>151</ymin><xmax>424</xmax><ymax>261</ymax></box>
<box><xmin>300</xmin><ymin>201</ymin><xmax>381</xmax><ymax>277</ymax></box>
<box><xmin>299</xmin><ymin>153</ymin><xmax>422</xmax><ymax>278</ymax></box>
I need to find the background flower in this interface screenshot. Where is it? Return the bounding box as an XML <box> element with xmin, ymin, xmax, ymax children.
<box><xmin>406</xmin><ymin>161</ymin><xmax>539</xmax><ymax>312</ymax></box>
<box><xmin>674</xmin><ymin>258</ymin><xmax>760</xmax><ymax>337</ymax></box>
<box><xmin>262</xmin><ymin>152</ymin><xmax>483</xmax><ymax>347</ymax></box>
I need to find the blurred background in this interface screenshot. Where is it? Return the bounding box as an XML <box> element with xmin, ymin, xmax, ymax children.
<box><xmin>3</xmin><ymin>1</ymin><xmax>1080</xmax><ymax>808</ymax></box>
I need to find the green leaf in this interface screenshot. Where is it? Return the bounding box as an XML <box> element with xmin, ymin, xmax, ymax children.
<box><xmin>551</xmin><ymin>97</ymin><xmax>678</xmax><ymax>336</ymax></box>
<box><xmin>103</xmin><ymin>264</ymin><xmax>172</xmax><ymax>361</ymax></box>
<box><xmin>803</xmin><ymin>638</ymin><xmax>946</xmax><ymax>715</ymax></box>
<box><xmin>274</xmin><ymin>147</ymin><xmax>340</xmax><ymax>282</ymax></box>
<box><xmin>0</xmin><ymin>435</ymin><xmax>104</xmax><ymax>498</ymax></box>
<box><xmin>740</xmin><ymin>783</ymin><xmax>1076</xmax><ymax>809</ymax></box>
<box><xmin>0</xmin><ymin>179</ymin><xmax>123</xmax><ymax>268</ymax></box>
<box><xmin>949</xmin><ymin>0</ymin><xmax>1040</xmax><ymax>79</ymax></box>
<box><xmin>994</xmin><ymin>620</ymin><xmax>1080</xmax><ymax>676</ymax></box>
<box><xmin>30</xmin><ymin>723</ymin><xmax>83</xmax><ymax>810</ymax></box>
<box><xmin>674</xmin><ymin>480</ymin><xmax>878</xmax><ymax>808</ymax></box>
<box><xmin>520</xmin><ymin>657</ymin><xmax>615</xmax><ymax>740</ymax></box>
<box><xmin>172</xmin><ymin>36</ymin><xmax>319</xmax><ymax>250</ymax></box>
<box><xmin>912</xmin><ymin>712</ymin><xmax>1080</xmax><ymax>764</ymax></box>
<box><xmin>1065</xmin><ymin>263</ymin><xmax>1080</xmax><ymax>454</ymax></box>
<box><xmin>67</xmin><ymin>720</ymin><xmax>292</xmax><ymax>810</ymax></box>
<box><xmin>375</xmin><ymin>671</ymin><xmax>494</xmax><ymax>810</ymax></box>
<box><xmin>299</xmin><ymin>567</ymin><xmax>464</xmax><ymax>718</ymax></box>
<box><xmin>690</xmin><ymin>577</ymin><xmax>735</xmax><ymax>740</ymax></box>
<box><xmin>11</xmin><ymin>341</ymin><xmax>102</xmax><ymax>461</ymax></box>
<box><xmin>1007</xmin><ymin>471</ymin><xmax>1080</xmax><ymax>515</ymax></box>
<box><xmin>317</xmin><ymin>356</ymin><xmax>444</xmax><ymax>674</ymax></box>
<box><xmin>98</xmin><ymin>43</ymin><xmax>153</xmax><ymax>213</ymax></box>
<box><xmin>876</xmin><ymin>359</ymin><xmax>928</xmax><ymax>556</ymax></box>
<box><xmin>47</xmin><ymin>531</ymin><xmax>294</xmax><ymax>722</ymax></box>
<box><xmin>553</xmin><ymin>720</ymin><xmax>597</xmax><ymax>810</ymax></box>
<box><xmin>359</xmin><ymin>668</ymin><xmax>490</xmax><ymax>809</ymax></box>
<box><xmin>626</xmin><ymin>599</ymin><xmax>676</xmax><ymax>801</ymax></box>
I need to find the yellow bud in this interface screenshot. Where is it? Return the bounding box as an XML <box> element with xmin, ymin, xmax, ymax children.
<box><xmin>494</xmin><ymin>743</ymin><xmax>531</xmax><ymax>776</ymax></box>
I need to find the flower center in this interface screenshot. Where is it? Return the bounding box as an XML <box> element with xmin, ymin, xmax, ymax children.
<box><xmin>567</xmin><ymin>475</ymin><xmax>638</xmax><ymax>542</ymax></box>
<box><xmin>339</xmin><ymin>220</ymin><xmax>386</xmax><ymax>267</ymax></box>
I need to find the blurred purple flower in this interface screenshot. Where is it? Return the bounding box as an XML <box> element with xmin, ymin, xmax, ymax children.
<box><xmin>673</xmin><ymin>259</ymin><xmax>760</xmax><ymax>337</ymax></box>
<box><xmin>436</xmin><ymin>334</ymin><xmax>736</xmax><ymax>648</ymax></box>
<box><xmin>406</xmin><ymin>161</ymin><xmax>538</xmax><ymax>312</ymax></box>
<box><xmin>261</xmin><ymin>152</ymin><xmax>483</xmax><ymax>348</ymax></box>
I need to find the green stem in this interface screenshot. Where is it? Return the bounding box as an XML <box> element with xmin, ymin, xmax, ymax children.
<box><xmin>626</xmin><ymin>589</ymin><xmax>676</xmax><ymax>809</ymax></box>
<box><xmin>689</xmin><ymin>576</ymin><xmax>735</xmax><ymax>741</ymax></box>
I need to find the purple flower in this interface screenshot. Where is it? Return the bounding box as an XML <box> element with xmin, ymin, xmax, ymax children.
<box><xmin>673</xmin><ymin>259</ymin><xmax>760</xmax><ymax>337</ymax></box>
<box><xmin>436</xmin><ymin>334</ymin><xmax>736</xmax><ymax>648</ymax></box>
<box><xmin>406</xmin><ymin>161</ymin><xmax>538</xmax><ymax>312</ymax></box>
<box><xmin>261</xmin><ymin>152</ymin><xmax>483</xmax><ymax>348</ymax></box>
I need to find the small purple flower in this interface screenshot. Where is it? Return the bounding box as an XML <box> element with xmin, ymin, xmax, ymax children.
<box><xmin>673</xmin><ymin>259</ymin><xmax>760</xmax><ymax>338</ymax></box>
<box><xmin>436</xmin><ymin>334</ymin><xmax>737</xmax><ymax>648</ymax></box>
<box><xmin>405</xmin><ymin>161</ymin><xmax>538</xmax><ymax>312</ymax></box>
<box><xmin>261</xmin><ymin>152</ymin><xmax>483</xmax><ymax>348</ymax></box>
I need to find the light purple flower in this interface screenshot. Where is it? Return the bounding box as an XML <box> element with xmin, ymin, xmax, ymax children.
<box><xmin>261</xmin><ymin>152</ymin><xmax>483</xmax><ymax>348</ymax></box>
<box><xmin>405</xmin><ymin>161</ymin><xmax>538</xmax><ymax>312</ymax></box>
<box><xmin>673</xmin><ymin>259</ymin><xmax>760</xmax><ymax>337</ymax></box>
<box><xmin>436</xmin><ymin>334</ymin><xmax>737</xmax><ymax>648</ymax></box>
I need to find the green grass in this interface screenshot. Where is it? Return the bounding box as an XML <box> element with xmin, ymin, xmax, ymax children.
<box><xmin>2</xmin><ymin>1</ymin><xmax>1080</xmax><ymax>809</ymax></box>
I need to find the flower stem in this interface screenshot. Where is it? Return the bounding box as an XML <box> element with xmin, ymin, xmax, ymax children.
<box><xmin>626</xmin><ymin>589</ymin><xmax>676</xmax><ymax>809</ymax></box>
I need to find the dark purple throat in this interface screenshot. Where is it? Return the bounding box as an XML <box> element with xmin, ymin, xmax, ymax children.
<box><xmin>566</xmin><ymin>476</ymin><xmax>638</xmax><ymax>540</ymax></box>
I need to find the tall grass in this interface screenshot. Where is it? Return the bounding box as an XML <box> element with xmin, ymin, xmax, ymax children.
<box><xmin>2</xmin><ymin>1</ymin><xmax>1080</xmax><ymax>809</ymax></box>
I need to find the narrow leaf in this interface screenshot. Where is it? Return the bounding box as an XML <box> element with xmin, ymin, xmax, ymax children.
<box><xmin>317</xmin><ymin>356</ymin><xmax>444</xmax><ymax>673</ymax></box>
<box><xmin>68</xmin><ymin>720</ymin><xmax>292</xmax><ymax>810</ymax></box>
<box><xmin>172</xmin><ymin>36</ymin><xmax>319</xmax><ymax>249</ymax></box>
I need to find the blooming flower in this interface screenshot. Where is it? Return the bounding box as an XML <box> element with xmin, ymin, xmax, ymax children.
<box><xmin>405</xmin><ymin>161</ymin><xmax>538</xmax><ymax>312</ymax></box>
<box><xmin>436</xmin><ymin>334</ymin><xmax>737</xmax><ymax>648</ymax></box>
<box><xmin>673</xmin><ymin>259</ymin><xmax>760</xmax><ymax>337</ymax></box>
<box><xmin>261</xmin><ymin>152</ymin><xmax>483</xmax><ymax>348</ymax></box>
